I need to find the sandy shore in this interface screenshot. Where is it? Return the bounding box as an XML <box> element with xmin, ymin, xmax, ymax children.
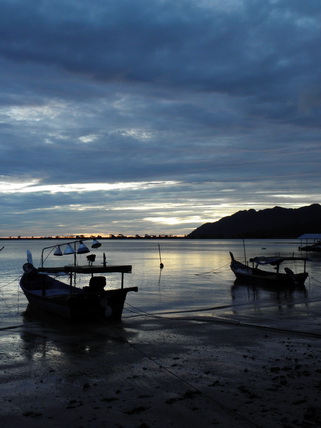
<box><xmin>1</xmin><ymin>307</ymin><xmax>321</xmax><ymax>427</ymax></box>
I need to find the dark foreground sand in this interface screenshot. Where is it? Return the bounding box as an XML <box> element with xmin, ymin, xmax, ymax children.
<box><xmin>1</xmin><ymin>307</ymin><xmax>321</xmax><ymax>428</ymax></box>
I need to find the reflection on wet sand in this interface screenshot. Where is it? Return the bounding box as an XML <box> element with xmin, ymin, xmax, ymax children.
<box><xmin>20</xmin><ymin>306</ymin><xmax>136</xmax><ymax>363</ymax></box>
<box><xmin>1</xmin><ymin>299</ymin><xmax>321</xmax><ymax>427</ymax></box>
<box><xmin>231</xmin><ymin>280</ymin><xmax>309</xmax><ymax>315</ymax></box>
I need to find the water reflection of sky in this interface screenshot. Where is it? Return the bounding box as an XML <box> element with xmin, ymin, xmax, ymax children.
<box><xmin>1</xmin><ymin>239</ymin><xmax>321</xmax><ymax>325</ymax></box>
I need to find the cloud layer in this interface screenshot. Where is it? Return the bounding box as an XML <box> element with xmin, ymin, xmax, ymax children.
<box><xmin>1</xmin><ymin>0</ymin><xmax>320</xmax><ymax>236</ymax></box>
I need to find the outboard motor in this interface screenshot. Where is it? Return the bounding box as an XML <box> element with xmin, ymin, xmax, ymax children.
<box><xmin>88</xmin><ymin>276</ymin><xmax>106</xmax><ymax>292</ymax></box>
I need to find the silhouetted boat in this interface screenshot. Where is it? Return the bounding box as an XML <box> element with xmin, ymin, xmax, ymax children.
<box><xmin>20</xmin><ymin>239</ymin><xmax>138</xmax><ymax>321</ymax></box>
<box><xmin>229</xmin><ymin>252</ymin><xmax>309</xmax><ymax>287</ymax></box>
<box><xmin>299</xmin><ymin>242</ymin><xmax>321</xmax><ymax>252</ymax></box>
<box><xmin>298</xmin><ymin>234</ymin><xmax>321</xmax><ymax>252</ymax></box>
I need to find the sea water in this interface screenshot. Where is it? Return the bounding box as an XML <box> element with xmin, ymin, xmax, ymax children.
<box><xmin>1</xmin><ymin>238</ymin><xmax>321</xmax><ymax>327</ymax></box>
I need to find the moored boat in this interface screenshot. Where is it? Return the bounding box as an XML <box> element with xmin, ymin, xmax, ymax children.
<box><xmin>20</xmin><ymin>239</ymin><xmax>138</xmax><ymax>321</ymax></box>
<box><xmin>299</xmin><ymin>243</ymin><xmax>321</xmax><ymax>252</ymax></box>
<box><xmin>229</xmin><ymin>252</ymin><xmax>309</xmax><ymax>287</ymax></box>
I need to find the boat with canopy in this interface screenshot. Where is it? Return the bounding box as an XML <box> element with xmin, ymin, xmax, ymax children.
<box><xmin>20</xmin><ymin>239</ymin><xmax>138</xmax><ymax>321</ymax></box>
<box><xmin>229</xmin><ymin>252</ymin><xmax>309</xmax><ymax>287</ymax></box>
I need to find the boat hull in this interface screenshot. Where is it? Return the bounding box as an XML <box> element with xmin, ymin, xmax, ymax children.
<box><xmin>20</xmin><ymin>271</ymin><xmax>138</xmax><ymax>321</ymax></box>
<box><xmin>229</xmin><ymin>253</ymin><xmax>308</xmax><ymax>287</ymax></box>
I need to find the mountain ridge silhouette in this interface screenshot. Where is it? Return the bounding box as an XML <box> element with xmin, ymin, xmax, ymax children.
<box><xmin>187</xmin><ymin>204</ymin><xmax>321</xmax><ymax>239</ymax></box>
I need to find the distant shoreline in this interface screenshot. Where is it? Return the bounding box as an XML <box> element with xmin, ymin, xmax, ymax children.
<box><xmin>0</xmin><ymin>236</ymin><xmax>186</xmax><ymax>240</ymax></box>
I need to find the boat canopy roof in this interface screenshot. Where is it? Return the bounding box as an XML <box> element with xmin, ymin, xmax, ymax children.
<box><xmin>38</xmin><ymin>265</ymin><xmax>132</xmax><ymax>274</ymax></box>
<box><xmin>298</xmin><ymin>234</ymin><xmax>321</xmax><ymax>240</ymax></box>
<box><xmin>249</xmin><ymin>256</ymin><xmax>309</xmax><ymax>266</ymax></box>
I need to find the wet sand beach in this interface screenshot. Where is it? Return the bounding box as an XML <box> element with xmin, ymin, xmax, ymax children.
<box><xmin>1</xmin><ymin>302</ymin><xmax>321</xmax><ymax>428</ymax></box>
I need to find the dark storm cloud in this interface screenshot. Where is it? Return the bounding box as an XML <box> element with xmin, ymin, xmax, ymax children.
<box><xmin>0</xmin><ymin>0</ymin><xmax>320</xmax><ymax>236</ymax></box>
<box><xmin>2</xmin><ymin>0</ymin><xmax>319</xmax><ymax>98</ymax></box>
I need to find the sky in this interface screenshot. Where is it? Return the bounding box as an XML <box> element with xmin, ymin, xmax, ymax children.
<box><xmin>1</xmin><ymin>0</ymin><xmax>321</xmax><ymax>237</ymax></box>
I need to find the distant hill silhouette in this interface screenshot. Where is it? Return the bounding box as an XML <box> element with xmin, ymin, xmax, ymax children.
<box><xmin>187</xmin><ymin>204</ymin><xmax>321</xmax><ymax>239</ymax></box>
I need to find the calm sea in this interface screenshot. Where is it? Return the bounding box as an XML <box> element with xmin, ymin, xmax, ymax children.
<box><xmin>1</xmin><ymin>238</ymin><xmax>321</xmax><ymax>327</ymax></box>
